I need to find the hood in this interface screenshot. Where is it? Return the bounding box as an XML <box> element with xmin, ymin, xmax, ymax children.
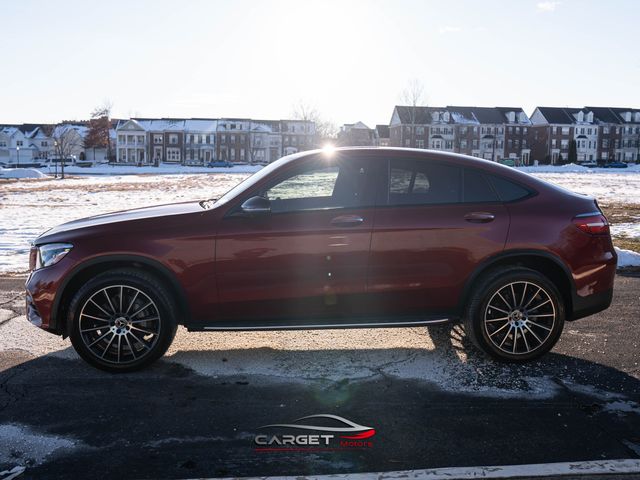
<box><xmin>36</xmin><ymin>201</ymin><xmax>205</xmax><ymax>243</ymax></box>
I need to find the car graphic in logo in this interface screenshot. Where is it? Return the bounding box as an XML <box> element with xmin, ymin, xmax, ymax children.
<box><xmin>254</xmin><ymin>414</ymin><xmax>376</xmax><ymax>450</ymax></box>
<box><xmin>260</xmin><ymin>414</ymin><xmax>376</xmax><ymax>439</ymax></box>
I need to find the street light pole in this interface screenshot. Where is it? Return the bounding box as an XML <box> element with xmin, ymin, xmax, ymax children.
<box><xmin>16</xmin><ymin>146</ymin><xmax>20</xmax><ymax>167</ymax></box>
<box><xmin>54</xmin><ymin>141</ymin><xmax>58</xmax><ymax>178</ymax></box>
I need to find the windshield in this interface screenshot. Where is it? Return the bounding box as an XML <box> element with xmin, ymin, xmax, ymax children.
<box><xmin>214</xmin><ymin>151</ymin><xmax>317</xmax><ymax>207</ymax></box>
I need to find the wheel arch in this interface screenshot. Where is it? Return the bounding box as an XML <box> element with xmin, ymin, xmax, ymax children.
<box><xmin>458</xmin><ymin>249</ymin><xmax>575</xmax><ymax>319</ymax></box>
<box><xmin>53</xmin><ymin>254</ymin><xmax>191</xmax><ymax>337</ymax></box>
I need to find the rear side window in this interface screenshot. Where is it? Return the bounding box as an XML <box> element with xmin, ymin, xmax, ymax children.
<box><xmin>388</xmin><ymin>159</ymin><xmax>461</xmax><ymax>205</ymax></box>
<box><xmin>488</xmin><ymin>175</ymin><xmax>532</xmax><ymax>202</ymax></box>
<box><xmin>463</xmin><ymin>169</ymin><xmax>499</xmax><ymax>203</ymax></box>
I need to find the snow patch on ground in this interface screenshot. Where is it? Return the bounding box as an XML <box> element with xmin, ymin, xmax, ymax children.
<box><xmin>616</xmin><ymin>247</ymin><xmax>640</xmax><ymax>267</ymax></box>
<box><xmin>0</xmin><ymin>424</ymin><xmax>77</xmax><ymax>468</ymax></box>
<box><xmin>0</xmin><ymin>168</ymin><xmax>47</xmax><ymax>179</ymax></box>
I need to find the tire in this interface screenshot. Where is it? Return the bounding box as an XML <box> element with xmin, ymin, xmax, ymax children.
<box><xmin>464</xmin><ymin>267</ymin><xmax>565</xmax><ymax>362</ymax></box>
<box><xmin>68</xmin><ymin>268</ymin><xmax>178</xmax><ymax>372</ymax></box>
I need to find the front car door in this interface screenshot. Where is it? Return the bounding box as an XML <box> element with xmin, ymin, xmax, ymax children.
<box><xmin>367</xmin><ymin>156</ymin><xmax>510</xmax><ymax>317</ymax></box>
<box><xmin>215</xmin><ymin>153</ymin><xmax>379</xmax><ymax>324</ymax></box>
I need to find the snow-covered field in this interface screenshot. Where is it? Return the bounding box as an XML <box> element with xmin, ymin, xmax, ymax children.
<box><xmin>0</xmin><ymin>165</ymin><xmax>639</xmax><ymax>274</ymax></box>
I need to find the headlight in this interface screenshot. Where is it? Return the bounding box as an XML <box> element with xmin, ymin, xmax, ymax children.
<box><xmin>34</xmin><ymin>243</ymin><xmax>73</xmax><ymax>270</ymax></box>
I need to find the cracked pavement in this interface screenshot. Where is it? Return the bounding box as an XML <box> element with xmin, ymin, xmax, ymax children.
<box><xmin>0</xmin><ymin>274</ymin><xmax>639</xmax><ymax>479</ymax></box>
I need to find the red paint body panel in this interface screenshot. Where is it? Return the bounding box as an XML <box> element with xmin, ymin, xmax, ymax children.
<box><xmin>24</xmin><ymin>148</ymin><xmax>616</xmax><ymax>334</ymax></box>
<box><xmin>368</xmin><ymin>203</ymin><xmax>510</xmax><ymax>313</ymax></box>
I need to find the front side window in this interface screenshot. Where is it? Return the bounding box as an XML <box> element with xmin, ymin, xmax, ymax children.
<box><xmin>259</xmin><ymin>158</ymin><xmax>370</xmax><ymax>213</ymax></box>
<box><xmin>387</xmin><ymin>159</ymin><xmax>461</xmax><ymax>206</ymax></box>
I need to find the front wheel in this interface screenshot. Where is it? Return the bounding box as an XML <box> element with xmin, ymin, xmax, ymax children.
<box><xmin>464</xmin><ymin>268</ymin><xmax>565</xmax><ymax>362</ymax></box>
<box><xmin>68</xmin><ymin>269</ymin><xmax>178</xmax><ymax>372</ymax></box>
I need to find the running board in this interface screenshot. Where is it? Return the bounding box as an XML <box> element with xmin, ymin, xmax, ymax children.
<box><xmin>187</xmin><ymin>317</ymin><xmax>451</xmax><ymax>332</ymax></box>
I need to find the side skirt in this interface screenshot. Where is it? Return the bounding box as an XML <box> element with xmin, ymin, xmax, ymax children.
<box><xmin>185</xmin><ymin>316</ymin><xmax>452</xmax><ymax>332</ymax></box>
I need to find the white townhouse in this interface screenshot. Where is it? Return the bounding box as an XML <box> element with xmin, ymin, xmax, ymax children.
<box><xmin>0</xmin><ymin>125</ymin><xmax>54</xmax><ymax>164</ymax></box>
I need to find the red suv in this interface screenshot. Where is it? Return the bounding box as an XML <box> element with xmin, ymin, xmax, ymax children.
<box><xmin>25</xmin><ymin>148</ymin><xmax>617</xmax><ymax>372</ymax></box>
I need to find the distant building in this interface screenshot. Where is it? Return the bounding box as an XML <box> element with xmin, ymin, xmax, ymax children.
<box><xmin>114</xmin><ymin>117</ymin><xmax>315</xmax><ymax>165</ymax></box>
<box><xmin>389</xmin><ymin>106</ymin><xmax>532</xmax><ymax>164</ymax></box>
<box><xmin>530</xmin><ymin>106</ymin><xmax>640</xmax><ymax>163</ymax></box>
<box><xmin>374</xmin><ymin>125</ymin><xmax>390</xmax><ymax>146</ymax></box>
<box><xmin>0</xmin><ymin>125</ymin><xmax>53</xmax><ymax>164</ymax></box>
<box><xmin>337</xmin><ymin>121</ymin><xmax>375</xmax><ymax>146</ymax></box>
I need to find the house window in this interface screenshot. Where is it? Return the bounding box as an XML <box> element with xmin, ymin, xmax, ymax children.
<box><xmin>230</xmin><ymin>135</ymin><xmax>235</xmax><ymax>144</ymax></box>
<box><xmin>416</xmin><ymin>127</ymin><xmax>425</xmax><ymax>136</ymax></box>
<box><xmin>166</xmin><ymin>147</ymin><xmax>181</xmax><ymax>161</ymax></box>
<box><xmin>416</xmin><ymin>139</ymin><xmax>425</xmax><ymax>149</ymax></box>
<box><xmin>118</xmin><ymin>135</ymin><xmax>125</xmax><ymax>144</ymax></box>
<box><xmin>137</xmin><ymin>135</ymin><xmax>144</xmax><ymax>144</ymax></box>
<box><xmin>154</xmin><ymin>134</ymin><xmax>163</xmax><ymax>144</ymax></box>
<box><xmin>16</xmin><ymin>140</ymin><xmax>23</xmax><ymax>146</ymax></box>
<box><xmin>169</xmin><ymin>134</ymin><xmax>178</xmax><ymax>144</ymax></box>
<box><xmin>562</xmin><ymin>127</ymin><xmax>570</xmax><ymax>135</ymax></box>
<box><xmin>240</xmin><ymin>149</ymin><xmax>245</xmax><ymax>161</ymax></box>
<box><xmin>41</xmin><ymin>141</ymin><xmax>48</xmax><ymax>147</ymax></box>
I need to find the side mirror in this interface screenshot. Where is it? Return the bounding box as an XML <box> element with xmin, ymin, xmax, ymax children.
<box><xmin>240</xmin><ymin>196</ymin><xmax>271</xmax><ymax>215</ymax></box>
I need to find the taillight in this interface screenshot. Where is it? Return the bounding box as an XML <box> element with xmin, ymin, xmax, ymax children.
<box><xmin>572</xmin><ymin>213</ymin><xmax>609</xmax><ymax>235</ymax></box>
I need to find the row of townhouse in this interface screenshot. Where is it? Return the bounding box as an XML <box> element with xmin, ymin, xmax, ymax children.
<box><xmin>115</xmin><ymin>118</ymin><xmax>316</xmax><ymax>165</ymax></box>
<box><xmin>387</xmin><ymin>106</ymin><xmax>534</xmax><ymax>164</ymax></box>
<box><xmin>0</xmin><ymin>124</ymin><xmax>54</xmax><ymax>164</ymax></box>
<box><xmin>0</xmin><ymin>122</ymin><xmax>114</xmax><ymax>165</ymax></box>
<box><xmin>530</xmin><ymin>107</ymin><xmax>640</xmax><ymax>163</ymax></box>
<box><xmin>379</xmin><ymin>105</ymin><xmax>640</xmax><ymax>165</ymax></box>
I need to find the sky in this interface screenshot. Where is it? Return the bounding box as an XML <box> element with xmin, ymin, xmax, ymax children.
<box><xmin>0</xmin><ymin>0</ymin><xmax>638</xmax><ymax>128</ymax></box>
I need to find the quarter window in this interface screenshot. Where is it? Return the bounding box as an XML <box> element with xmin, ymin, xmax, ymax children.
<box><xmin>487</xmin><ymin>175</ymin><xmax>531</xmax><ymax>202</ymax></box>
<box><xmin>463</xmin><ymin>170</ymin><xmax>498</xmax><ymax>203</ymax></box>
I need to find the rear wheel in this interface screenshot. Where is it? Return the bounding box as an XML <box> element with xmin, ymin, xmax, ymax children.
<box><xmin>464</xmin><ymin>267</ymin><xmax>565</xmax><ymax>362</ymax></box>
<box><xmin>68</xmin><ymin>269</ymin><xmax>178</xmax><ymax>372</ymax></box>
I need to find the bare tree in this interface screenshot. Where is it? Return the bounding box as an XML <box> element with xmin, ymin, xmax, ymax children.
<box><xmin>89</xmin><ymin>100</ymin><xmax>114</xmax><ymax>161</ymax></box>
<box><xmin>399</xmin><ymin>79</ymin><xmax>427</xmax><ymax>147</ymax></box>
<box><xmin>52</xmin><ymin>124</ymin><xmax>83</xmax><ymax>179</ymax></box>
<box><xmin>291</xmin><ymin>100</ymin><xmax>337</xmax><ymax>146</ymax></box>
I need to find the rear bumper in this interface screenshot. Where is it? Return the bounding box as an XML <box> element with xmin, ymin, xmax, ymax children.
<box><xmin>569</xmin><ymin>287</ymin><xmax>614</xmax><ymax>321</ymax></box>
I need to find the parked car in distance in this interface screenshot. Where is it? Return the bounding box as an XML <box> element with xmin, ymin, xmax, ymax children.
<box><xmin>499</xmin><ymin>159</ymin><xmax>515</xmax><ymax>167</ymax></box>
<box><xmin>25</xmin><ymin>147</ymin><xmax>617</xmax><ymax>372</ymax></box>
<box><xmin>207</xmin><ymin>160</ymin><xmax>234</xmax><ymax>168</ymax></box>
<box><xmin>580</xmin><ymin>163</ymin><xmax>599</xmax><ymax>168</ymax></box>
<box><xmin>606</xmin><ymin>162</ymin><xmax>628</xmax><ymax>168</ymax></box>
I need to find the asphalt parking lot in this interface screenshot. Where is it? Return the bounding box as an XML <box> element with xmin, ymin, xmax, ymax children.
<box><xmin>0</xmin><ymin>274</ymin><xmax>639</xmax><ymax>479</ymax></box>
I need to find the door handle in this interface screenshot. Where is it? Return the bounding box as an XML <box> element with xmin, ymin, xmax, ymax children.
<box><xmin>464</xmin><ymin>212</ymin><xmax>495</xmax><ymax>223</ymax></box>
<box><xmin>331</xmin><ymin>215</ymin><xmax>364</xmax><ymax>227</ymax></box>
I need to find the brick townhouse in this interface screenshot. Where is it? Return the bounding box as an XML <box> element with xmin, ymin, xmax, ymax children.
<box><xmin>115</xmin><ymin>117</ymin><xmax>315</xmax><ymax>165</ymax></box>
<box><xmin>530</xmin><ymin>106</ymin><xmax>640</xmax><ymax>163</ymax></box>
<box><xmin>389</xmin><ymin>105</ymin><xmax>532</xmax><ymax>164</ymax></box>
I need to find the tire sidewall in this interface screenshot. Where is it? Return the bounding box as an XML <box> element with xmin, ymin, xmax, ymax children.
<box><xmin>68</xmin><ymin>270</ymin><xmax>177</xmax><ymax>372</ymax></box>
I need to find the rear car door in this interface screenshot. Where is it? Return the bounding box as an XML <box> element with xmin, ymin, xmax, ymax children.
<box><xmin>215</xmin><ymin>154</ymin><xmax>380</xmax><ymax>323</ymax></box>
<box><xmin>367</xmin><ymin>158</ymin><xmax>510</xmax><ymax>316</ymax></box>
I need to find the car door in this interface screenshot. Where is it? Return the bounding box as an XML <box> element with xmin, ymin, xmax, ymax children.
<box><xmin>215</xmin><ymin>154</ymin><xmax>379</xmax><ymax>323</ymax></box>
<box><xmin>367</xmin><ymin>158</ymin><xmax>510</xmax><ymax>316</ymax></box>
